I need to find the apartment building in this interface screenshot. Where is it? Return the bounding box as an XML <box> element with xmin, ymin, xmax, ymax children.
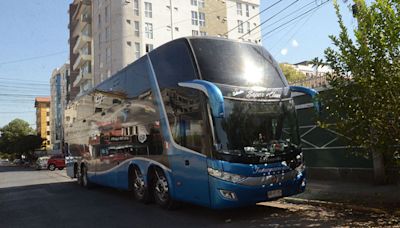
<box><xmin>50</xmin><ymin>64</ymin><xmax>69</xmax><ymax>152</ymax></box>
<box><xmin>69</xmin><ymin>0</ymin><xmax>261</xmax><ymax>95</ymax></box>
<box><xmin>69</xmin><ymin>0</ymin><xmax>93</xmax><ymax>100</ymax></box>
<box><xmin>34</xmin><ymin>97</ymin><xmax>51</xmax><ymax>150</ymax></box>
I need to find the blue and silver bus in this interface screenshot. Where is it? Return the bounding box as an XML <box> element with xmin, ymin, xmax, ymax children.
<box><xmin>65</xmin><ymin>37</ymin><xmax>318</xmax><ymax>209</ymax></box>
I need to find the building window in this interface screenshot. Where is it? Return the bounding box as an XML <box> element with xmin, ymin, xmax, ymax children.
<box><xmin>198</xmin><ymin>0</ymin><xmax>205</xmax><ymax>8</ymax></box>
<box><xmin>106</xmin><ymin>47</ymin><xmax>111</xmax><ymax>64</ymax></box>
<box><xmin>191</xmin><ymin>0</ymin><xmax>197</xmax><ymax>6</ymax></box>
<box><xmin>98</xmin><ymin>32</ymin><xmax>102</xmax><ymax>48</ymax></box>
<box><xmin>98</xmin><ymin>14</ymin><xmax>101</xmax><ymax>26</ymax></box>
<box><xmin>246</xmin><ymin>4</ymin><xmax>250</xmax><ymax>17</ymax></box>
<box><xmin>191</xmin><ymin>11</ymin><xmax>198</xmax><ymax>25</ymax></box>
<box><xmin>144</xmin><ymin>2</ymin><xmax>152</xmax><ymax>18</ymax></box>
<box><xmin>146</xmin><ymin>44</ymin><xmax>154</xmax><ymax>53</ymax></box>
<box><xmin>199</xmin><ymin>12</ymin><xmax>205</xmax><ymax>27</ymax></box>
<box><xmin>192</xmin><ymin>30</ymin><xmax>199</xmax><ymax>36</ymax></box>
<box><xmin>134</xmin><ymin>0</ymin><xmax>139</xmax><ymax>16</ymax></box>
<box><xmin>46</xmin><ymin>112</ymin><xmax>50</xmax><ymax>116</ymax></box>
<box><xmin>47</xmin><ymin>131</ymin><xmax>50</xmax><ymax>136</ymax></box>
<box><xmin>134</xmin><ymin>21</ymin><xmax>140</xmax><ymax>37</ymax></box>
<box><xmin>47</xmin><ymin>121</ymin><xmax>50</xmax><ymax>126</ymax></box>
<box><xmin>237</xmin><ymin>3</ymin><xmax>242</xmax><ymax>16</ymax></box>
<box><xmin>200</xmin><ymin>31</ymin><xmax>207</xmax><ymax>36</ymax></box>
<box><xmin>105</xmin><ymin>5</ymin><xmax>110</xmax><ymax>23</ymax></box>
<box><xmin>145</xmin><ymin>23</ymin><xmax>153</xmax><ymax>39</ymax></box>
<box><xmin>105</xmin><ymin>27</ymin><xmax>110</xmax><ymax>41</ymax></box>
<box><xmin>135</xmin><ymin>42</ymin><xmax>140</xmax><ymax>59</ymax></box>
<box><xmin>247</xmin><ymin>21</ymin><xmax>251</xmax><ymax>34</ymax></box>
<box><xmin>237</xmin><ymin>20</ymin><xmax>243</xmax><ymax>33</ymax></box>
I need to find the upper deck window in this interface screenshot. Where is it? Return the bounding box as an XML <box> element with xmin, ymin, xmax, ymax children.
<box><xmin>190</xmin><ymin>39</ymin><xmax>286</xmax><ymax>88</ymax></box>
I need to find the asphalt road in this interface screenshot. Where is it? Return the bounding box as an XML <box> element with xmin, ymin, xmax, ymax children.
<box><xmin>0</xmin><ymin>164</ymin><xmax>399</xmax><ymax>228</ymax></box>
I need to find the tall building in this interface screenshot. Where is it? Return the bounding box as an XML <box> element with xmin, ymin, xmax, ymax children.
<box><xmin>69</xmin><ymin>0</ymin><xmax>93</xmax><ymax>100</ymax></box>
<box><xmin>50</xmin><ymin>63</ymin><xmax>70</xmax><ymax>153</ymax></box>
<box><xmin>34</xmin><ymin>97</ymin><xmax>51</xmax><ymax>150</ymax></box>
<box><xmin>69</xmin><ymin>0</ymin><xmax>261</xmax><ymax>96</ymax></box>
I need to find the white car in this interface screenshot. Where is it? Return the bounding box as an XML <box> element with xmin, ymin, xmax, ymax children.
<box><xmin>35</xmin><ymin>156</ymin><xmax>50</xmax><ymax>170</ymax></box>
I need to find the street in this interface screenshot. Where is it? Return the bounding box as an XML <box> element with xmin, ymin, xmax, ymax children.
<box><xmin>0</xmin><ymin>164</ymin><xmax>399</xmax><ymax>228</ymax></box>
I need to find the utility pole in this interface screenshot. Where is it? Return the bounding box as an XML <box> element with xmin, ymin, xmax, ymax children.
<box><xmin>169</xmin><ymin>0</ymin><xmax>174</xmax><ymax>40</ymax></box>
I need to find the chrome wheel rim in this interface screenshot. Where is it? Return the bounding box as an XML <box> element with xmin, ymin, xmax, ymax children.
<box><xmin>133</xmin><ymin>169</ymin><xmax>145</xmax><ymax>198</ymax></box>
<box><xmin>154</xmin><ymin>172</ymin><xmax>169</xmax><ymax>203</ymax></box>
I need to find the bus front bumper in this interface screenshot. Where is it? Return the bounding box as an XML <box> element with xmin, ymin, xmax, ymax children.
<box><xmin>208</xmin><ymin>170</ymin><xmax>306</xmax><ymax>209</ymax></box>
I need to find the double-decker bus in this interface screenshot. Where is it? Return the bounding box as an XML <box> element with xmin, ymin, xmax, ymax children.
<box><xmin>64</xmin><ymin>37</ymin><xmax>318</xmax><ymax>209</ymax></box>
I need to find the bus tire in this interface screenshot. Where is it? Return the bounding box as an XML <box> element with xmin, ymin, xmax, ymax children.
<box><xmin>152</xmin><ymin>168</ymin><xmax>177</xmax><ymax>209</ymax></box>
<box><xmin>82</xmin><ymin>165</ymin><xmax>93</xmax><ymax>189</ymax></box>
<box><xmin>131</xmin><ymin>166</ymin><xmax>150</xmax><ymax>203</ymax></box>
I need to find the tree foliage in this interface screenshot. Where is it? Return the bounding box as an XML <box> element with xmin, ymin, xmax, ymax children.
<box><xmin>322</xmin><ymin>0</ymin><xmax>400</xmax><ymax>169</ymax></box>
<box><xmin>0</xmin><ymin>119</ymin><xmax>41</xmax><ymax>159</ymax></box>
<box><xmin>279</xmin><ymin>63</ymin><xmax>307</xmax><ymax>83</ymax></box>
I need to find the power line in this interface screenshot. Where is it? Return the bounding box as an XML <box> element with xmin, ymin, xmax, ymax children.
<box><xmin>239</xmin><ymin>0</ymin><xmax>300</xmax><ymax>40</ymax></box>
<box><xmin>0</xmin><ymin>77</ymin><xmax>50</xmax><ymax>85</ymax></box>
<box><xmin>223</xmin><ymin>0</ymin><xmax>284</xmax><ymax>36</ymax></box>
<box><xmin>271</xmin><ymin>8</ymin><xmax>317</xmax><ymax>55</ymax></box>
<box><xmin>0</xmin><ymin>51</ymin><xmax>67</xmax><ymax>66</ymax></box>
<box><xmin>259</xmin><ymin>0</ymin><xmax>317</xmax><ymax>35</ymax></box>
<box><xmin>261</xmin><ymin>0</ymin><xmax>330</xmax><ymax>39</ymax></box>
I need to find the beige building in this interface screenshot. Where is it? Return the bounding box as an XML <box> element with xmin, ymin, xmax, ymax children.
<box><xmin>69</xmin><ymin>0</ymin><xmax>261</xmax><ymax>96</ymax></box>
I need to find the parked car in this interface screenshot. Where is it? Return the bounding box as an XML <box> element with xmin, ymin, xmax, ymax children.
<box><xmin>47</xmin><ymin>155</ymin><xmax>65</xmax><ymax>171</ymax></box>
<box><xmin>35</xmin><ymin>156</ymin><xmax>50</xmax><ymax>170</ymax></box>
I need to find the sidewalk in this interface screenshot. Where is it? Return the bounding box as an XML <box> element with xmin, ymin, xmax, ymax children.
<box><xmin>286</xmin><ymin>179</ymin><xmax>400</xmax><ymax>213</ymax></box>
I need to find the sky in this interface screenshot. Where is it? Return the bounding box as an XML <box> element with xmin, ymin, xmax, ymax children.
<box><xmin>0</xmin><ymin>0</ymin><xmax>356</xmax><ymax>128</ymax></box>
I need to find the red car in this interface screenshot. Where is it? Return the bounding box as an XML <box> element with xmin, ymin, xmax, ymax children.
<box><xmin>47</xmin><ymin>154</ymin><xmax>65</xmax><ymax>171</ymax></box>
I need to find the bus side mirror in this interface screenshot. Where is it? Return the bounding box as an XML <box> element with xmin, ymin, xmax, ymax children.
<box><xmin>289</xmin><ymin>86</ymin><xmax>321</xmax><ymax>113</ymax></box>
<box><xmin>178</xmin><ymin>80</ymin><xmax>225</xmax><ymax>118</ymax></box>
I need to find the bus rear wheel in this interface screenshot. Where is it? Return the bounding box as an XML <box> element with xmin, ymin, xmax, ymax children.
<box><xmin>131</xmin><ymin>167</ymin><xmax>150</xmax><ymax>203</ymax></box>
<box><xmin>153</xmin><ymin>168</ymin><xmax>177</xmax><ymax>209</ymax></box>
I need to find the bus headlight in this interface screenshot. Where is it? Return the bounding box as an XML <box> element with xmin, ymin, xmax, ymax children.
<box><xmin>207</xmin><ymin>167</ymin><xmax>247</xmax><ymax>184</ymax></box>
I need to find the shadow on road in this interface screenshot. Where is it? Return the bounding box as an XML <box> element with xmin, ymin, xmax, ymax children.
<box><xmin>0</xmin><ymin>179</ymin><xmax>397</xmax><ymax>227</ymax></box>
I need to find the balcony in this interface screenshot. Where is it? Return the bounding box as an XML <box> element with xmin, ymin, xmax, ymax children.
<box><xmin>73</xmin><ymin>71</ymin><xmax>92</xmax><ymax>87</ymax></box>
<box><xmin>73</xmin><ymin>32</ymin><xmax>91</xmax><ymax>54</ymax></box>
<box><xmin>73</xmin><ymin>51</ymin><xmax>91</xmax><ymax>70</ymax></box>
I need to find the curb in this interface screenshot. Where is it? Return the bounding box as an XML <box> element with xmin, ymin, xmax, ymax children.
<box><xmin>283</xmin><ymin>197</ymin><xmax>395</xmax><ymax>215</ymax></box>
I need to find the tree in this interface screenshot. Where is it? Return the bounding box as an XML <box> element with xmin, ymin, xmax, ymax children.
<box><xmin>279</xmin><ymin>63</ymin><xmax>307</xmax><ymax>83</ymax></box>
<box><xmin>322</xmin><ymin>0</ymin><xmax>400</xmax><ymax>183</ymax></box>
<box><xmin>310</xmin><ymin>57</ymin><xmax>325</xmax><ymax>77</ymax></box>
<box><xmin>0</xmin><ymin>119</ymin><xmax>36</xmax><ymax>157</ymax></box>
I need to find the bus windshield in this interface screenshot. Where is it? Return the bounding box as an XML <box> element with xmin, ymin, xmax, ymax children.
<box><xmin>213</xmin><ymin>98</ymin><xmax>300</xmax><ymax>164</ymax></box>
<box><xmin>190</xmin><ymin>38</ymin><xmax>286</xmax><ymax>88</ymax></box>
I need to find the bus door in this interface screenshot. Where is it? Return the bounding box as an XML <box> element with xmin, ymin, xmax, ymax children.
<box><xmin>169</xmin><ymin>113</ymin><xmax>211</xmax><ymax>207</ymax></box>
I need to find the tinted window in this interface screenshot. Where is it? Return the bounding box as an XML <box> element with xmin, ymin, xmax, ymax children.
<box><xmin>190</xmin><ymin>38</ymin><xmax>286</xmax><ymax>88</ymax></box>
<box><xmin>150</xmin><ymin>39</ymin><xmax>198</xmax><ymax>88</ymax></box>
<box><xmin>163</xmin><ymin>87</ymin><xmax>212</xmax><ymax>155</ymax></box>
